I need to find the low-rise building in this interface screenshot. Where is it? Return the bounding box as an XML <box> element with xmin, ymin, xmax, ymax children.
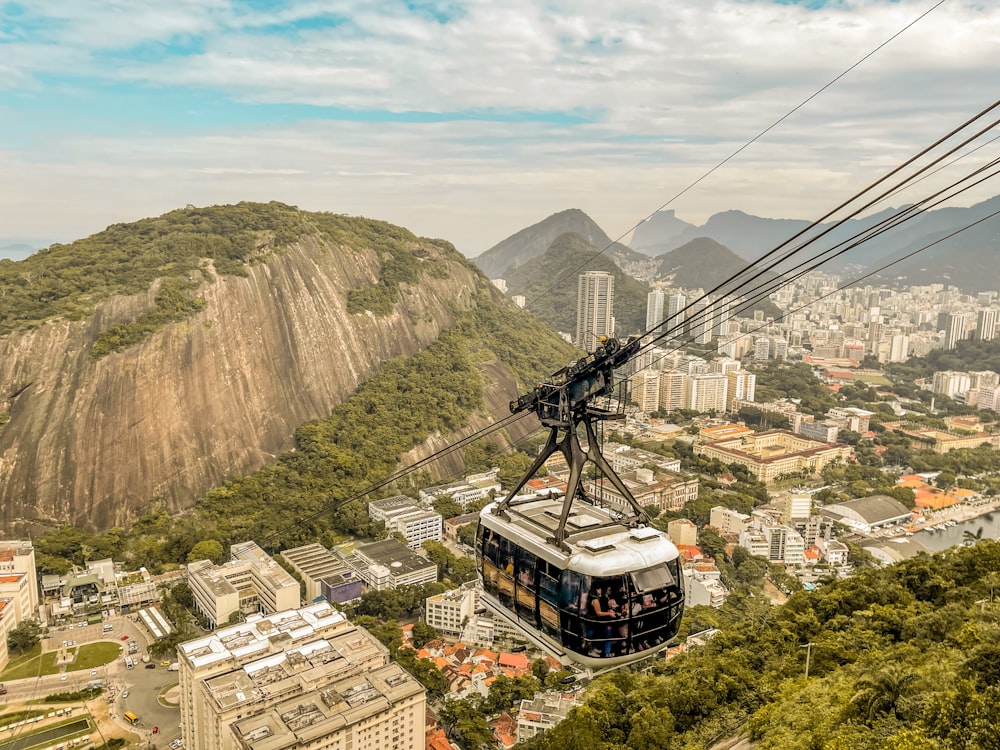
<box><xmin>425</xmin><ymin>583</ymin><xmax>480</xmax><ymax>636</ymax></box>
<box><xmin>694</xmin><ymin>430</ymin><xmax>851</xmax><ymax>485</ymax></box>
<box><xmin>348</xmin><ymin>539</ymin><xmax>437</xmax><ymax>592</ymax></box>
<box><xmin>189</xmin><ymin>542</ymin><xmax>300</xmax><ymax>629</ymax></box>
<box><xmin>820</xmin><ymin>495</ymin><xmax>913</xmax><ymax>535</ymax></box>
<box><xmin>280</xmin><ymin>544</ymin><xmax>358</xmax><ymax>603</ymax></box>
<box><xmin>709</xmin><ymin>506</ymin><xmax>750</xmax><ymax>536</ymax></box>
<box><xmin>516</xmin><ymin>692</ymin><xmax>582</xmax><ymax>744</ymax></box>
<box><xmin>586</xmin><ymin>467</ymin><xmax>698</xmax><ymax>513</ymax></box>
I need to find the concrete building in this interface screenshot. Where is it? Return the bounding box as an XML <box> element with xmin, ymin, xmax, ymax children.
<box><xmin>658</xmin><ymin>370</ymin><xmax>686</xmax><ymax>412</ymax></box>
<box><xmin>932</xmin><ymin>371</ymin><xmax>971</xmax><ymax>399</ymax></box>
<box><xmin>798</xmin><ymin>419</ymin><xmax>840</xmax><ymax>444</ymax></box>
<box><xmin>709</xmin><ymin>507</ymin><xmax>750</xmax><ymax>536</ymax></box>
<box><xmin>280</xmin><ymin>544</ymin><xmax>359</xmax><ymax>604</ymax></box>
<box><xmin>695</xmin><ymin>431</ymin><xmax>851</xmax><ymax>485</ymax></box>
<box><xmin>684</xmin><ymin>563</ymin><xmax>728</xmax><ymax>608</ymax></box>
<box><xmin>517</xmin><ymin>692</ymin><xmax>582</xmax><ymax>744</ymax></box>
<box><xmin>576</xmin><ymin>271</ymin><xmax>615</xmax><ymax>352</ymax></box>
<box><xmin>177</xmin><ymin>602</ymin><xmax>425</xmax><ymax>750</ymax></box>
<box><xmin>820</xmin><ymin>496</ymin><xmax>913</xmax><ymax>535</ymax></box>
<box><xmin>425</xmin><ymin>582</ymin><xmax>480</xmax><ymax>636</ymax></box>
<box><xmin>630</xmin><ymin>371</ymin><xmax>661</xmax><ymax>412</ymax></box>
<box><xmin>189</xmin><ymin>543</ymin><xmax>300</xmax><ymax>629</ymax></box>
<box><xmin>686</xmin><ymin>373</ymin><xmax>728</xmax><ymax>413</ymax></box>
<box><xmin>976</xmin><ymin>308</ymin><xmax>997</xmax><ymax>341</ymax></box>
<box><xmin>725</xmin><ymin>370</ymin><xmax>756</xmax><ymax>412</ymax></box>
<box><xmin>666</xmin><ymin>519</ymin><xmax>698</xmax><ymax>547</ymax></box>
<box><xmin>944</xmin><ymin>311</ymin><xmax>969</xmax><ymax>350</ymax></box>
<box><xmin>646</xmin><ymin>289</ymin><xmax>666</xmax><ymax>336</ymax></box>
<box><xmin>586</xmin><ymin>467</ymin><xmax>699</xmax><ymax>513</ymax></box>
<box><xmin>0</xmin><ymin>541</ymin><xmax>39</xmax><ymax>624</ymax></box>
<box><xmin>367</xmin><ymin>497</ymin><xmax>443</xmax><ymax>550</ymax></box>
<box><xmin>348</xmin><ymin>540</ymin><xmax>437</xmax><ymax>592</ymax></box>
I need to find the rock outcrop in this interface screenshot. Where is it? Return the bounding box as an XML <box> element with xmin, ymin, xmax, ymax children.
<box><xmin>0</xmin><ymin>232</ymin><xmax>504</xmax><ymax>533</ymax></box>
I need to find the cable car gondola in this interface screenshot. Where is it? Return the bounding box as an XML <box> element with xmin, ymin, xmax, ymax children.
<box><xmin>475</xmin><ymin>336</ymin><xmax>684</xmax><ymax>669</ymax></box>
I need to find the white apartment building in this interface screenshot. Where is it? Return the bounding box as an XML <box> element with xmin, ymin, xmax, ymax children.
<box><xmin>178</xmin><ymin>602</ymin><xmax>426</xmax><ymax>750</ymax></box>
<box><xmin>425</xmin><ymin>582</ymin><xmax>480</xmax><ymax>636</ymax></box>
<box><xmin>932</xmin><ymin>371</ymin><xmax>971</xmax><ymax>399</ymax></box>
<box><xmin>0</xmin><ymin>541</ymin><xmax>39</xmax><ymax>624</ymax></box>
<box><xmin>684</xmin><ymin>563</ymin><xmax>728</xmax><ymax>608</ymax></box>
<box><xmin>658</xmin><ymin>370</ymin><xmax>686</xmax><ymax>412</ymax></box>
<box><xmin>709</xmin><ymin>507</ymin><xmax>750</xmax><ymax>536</ymax></box>
<box><xmin>189</xmin><ymin>543</ymin><xmax>300</xmax><ymax>629</ymax></box>
<box><xmin>517</xmin><ymin>692</ymin><xmax>582</xmax><ymax>744</ymax></box>
<box><xmin>367</xmin><ymin>497</ymin><xmax>443</xmax><ymax>550</ymax></box>
<box><xmin>686</xmin><ymin>373</ymin><xmax>728</xmax><ymax>413</ymax></box>
<box><xmin>576</xmin><ymin>271</ymin><xmax>615</xmax><ymax>352</ymax></box>
<box><xmin>630</xmin><ymin>371</ymin><xmax>661</xmax><ymax>412</ymax></box>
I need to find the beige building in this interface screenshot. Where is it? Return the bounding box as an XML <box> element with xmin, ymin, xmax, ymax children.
<box><xmin>425</xmin><ymin>582</ymin><xmax>479</xmax><ymax>636</ymax></box>
<box><xmin>178</xmin><ymin>602</ymin><xmax>425</xmax><ymax>750</ymax></box>
<box><xmin>0</xmin><ymin>541</ymin><xmax>38</xmax><ymax>624</ymax></box>
<box><xmin>189</xmin><ymin>543</ymin><xmax>300</xmax><ymax>629</ymax></box>
<box><xmin>585</xmin><ymin>467</ymin><xmax>699</xmax><ymax>513</ymax></box>
<box><xmin>695</xmin><ymin>430</ymin><xmax>851</xmax><ymax>484</ymax></box>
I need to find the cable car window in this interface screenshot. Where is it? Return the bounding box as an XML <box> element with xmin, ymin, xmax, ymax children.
<box><xmin>538</xmin><ymin>561</ymin><xmax>561</xmax><ymax>637</ymax></box>
<box><xmin>497</xmin><ymin>537</ymin><xmax>516</xmax><ymax>607</ymax></box>
<box><xmin>631</xmin><ymin>563</ymin><xmax>674</xmax><ymax>593</ymax></box>
<box><xmin>581</xmin><ymin>576</ymin><xmax>626</xmax><ymax>658</ymax></box>
<box><xmin>559</xmin><ymin>570</ymin><xmax>588</xmax><ymax>653</ymax></box>
<box><xmin>515</xmin><ymin>549</ymin><xmax>538</xmax><ymax>620</ymax></box>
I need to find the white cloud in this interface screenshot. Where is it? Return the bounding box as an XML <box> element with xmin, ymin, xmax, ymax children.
<box><xmin>2</xmin><ymin>1</ymin><xmax>1000</xmax><ymax>254</ymax></box>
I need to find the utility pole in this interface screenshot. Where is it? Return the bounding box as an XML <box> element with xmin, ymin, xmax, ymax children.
<box><xmin>801</xmin><ymin>642</ymin><xmax>814</xmax><ymax>679</ymax></box>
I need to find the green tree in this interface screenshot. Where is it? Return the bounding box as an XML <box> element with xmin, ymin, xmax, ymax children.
<box><xmin>187</xmin><ymin>539</ymin><xmax>225</xmax><ymax>564</ymax></box>
<box><xmin>850</xmin><ymin>666</ymin><xmax>920</xmax><ymax>723</ymax></box>
<box><xmin>411</xmin><ymin>621</ymin><xmax>440</xmax><ymax>649</ymax></box>
<box><xmin>7</xmin><ymin>619</ymin><xmax>42</xmax><ymax>654</ymax></box>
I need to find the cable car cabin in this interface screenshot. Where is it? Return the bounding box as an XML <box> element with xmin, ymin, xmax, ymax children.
<box><xmin>477</xmin><ymin>497</ymin><xmax>684</xmax><ymax>669</ymax></box>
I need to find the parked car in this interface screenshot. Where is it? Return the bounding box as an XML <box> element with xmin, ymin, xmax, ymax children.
<box><xmin>120</xmin><ymin>635</ymin><xmax>129</xmax><ymax>641</ymax></box>
<box><xmin>145</xmin><ymin>664</ymin><xmax>156</xmax><ymax>669</ymax></box>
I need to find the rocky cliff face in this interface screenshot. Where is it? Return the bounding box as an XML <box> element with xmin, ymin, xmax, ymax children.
<box><xmin>0</xmin><ymin>234</ymin><xmax>501</xmax><ymax>533</ymax></box>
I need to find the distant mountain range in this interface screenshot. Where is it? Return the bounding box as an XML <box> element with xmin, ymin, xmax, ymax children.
<box><xmin>476</xmin><ymin>196</ymin><xmax>1000</xmax><ymax>296</ymax></box>
<box><xmin>630</xmin><ymin>196</ymin><xmax>1000</xmax><ymax>292</ymax></box>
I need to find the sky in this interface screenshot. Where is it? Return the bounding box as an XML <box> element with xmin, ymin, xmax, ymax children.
<box><xmin>2</xmin><ymin>0</ymin><xmax>999</xmax><ymax>259</ymax></box>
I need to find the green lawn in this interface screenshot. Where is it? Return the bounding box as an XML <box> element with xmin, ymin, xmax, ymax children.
<box><xmin>1</xmin><ymin>642</ymin><xmax>122</xmax><ymax>680</ymax></box>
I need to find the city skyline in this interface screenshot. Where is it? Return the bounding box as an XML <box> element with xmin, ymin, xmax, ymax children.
<box><xmin>2</xmin><ymin>1</ymin><xmax>999</xmax><ymax>258</ymax></box>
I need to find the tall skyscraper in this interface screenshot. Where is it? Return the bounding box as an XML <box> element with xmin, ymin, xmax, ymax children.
<box><xmin>944</xmin><ymin>312</ymin><xmax>969</xmax><ymax>350</ymax></box>
<box><xmin>646</xmin><ymin>289</ymin><xmax>666</xmax><ymax>336</ymax></box>
<box><xmin>689</xmin><ymin>298</ymin><xmax>712</xmax><ymax>344</ymax></box>
<box><xmin>666</xmin><ymin>293</ymin><xmax>687</xmax><ymax>334</ymax></box>
<box><xmin>975</xmin><ymin>308</ymin><xmax>997</xmax><ymax>341</ymax></box>
<box><xmin>576</xmin><ymin>271</ymin><xmax>615</xmax><ymax>352</ymax></box>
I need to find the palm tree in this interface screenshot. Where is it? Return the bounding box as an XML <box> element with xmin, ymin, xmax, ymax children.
<box><xmin>962</xmin><ymin>526</ymin><xmax>985</xmax><ymax>546</ymax></box>
<box><xmin>851</xmin><ymin>666</ymin><xmax>920</xmax><ymax>723</ymax></box>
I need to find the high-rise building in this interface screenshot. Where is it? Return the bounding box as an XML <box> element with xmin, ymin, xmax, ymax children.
<box><xmin>945</xmin><ymin>312</ymin><xmax>969</xmax><ymax>350</ymax></box>
<box><xmin>646</xmin><ymin>289</ymin><xmax>666</xmax><ymax>336</ymax></box>
<box><xmin>0</xmin><ymin>541</ymin><xmax>38</xmax><ymax>625</ymax></box>
<box><xmin>888</xmin><ymin>334</ymin><xmax>910</xmax><ymax>363</ymax></box>
<box><xmin>976</xmin><ymin>308</ymin><xmax>997</xmax><ymax>342</ymax></box>
<box><xmin>576</xmin><ymin>271</ymin><xmax>615</xmax><ymax>352</ymax></box>
<box><xmin>178</xmin><ymin>602</ymin><xmax>426</xmax><ymax>750</ymax></box>
<box><xmin>658</xmin><ymin>370</ymin><xmax>686</xmax><ymax>413</ymax></box>
<box><xmin>686</xmin><ymin>373</ymin><xmax>729</xmax><ymax>413</ymax></box>
<box><xmin>630</xmin><ymin>371</ymin><xmax>661</xmax><ymax>412</ymax></box>
<box><xmin>726</xmin><ymin>370</ymin><xmax>756</xmax><ymax>412</ymax></box>
<box><xmin>666</xmin><ymin>293</ymin><xmax>687</xmax><ymax>332</ymax></box>
<box><xmin>689</xmin><ymin>298</ymin><xmax>712</xmax><ymax>344</ymax></box>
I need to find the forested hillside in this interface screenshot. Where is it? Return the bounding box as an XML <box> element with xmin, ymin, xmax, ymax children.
<box><xmin>0</xmin><ymin>201</ymin><xmax>577</xmax><ymax>533</ymax></box>
<box><xmin>520</xmin><ymin>540</ymin><xmax>1000</xmax><ymax>750</ymax></box>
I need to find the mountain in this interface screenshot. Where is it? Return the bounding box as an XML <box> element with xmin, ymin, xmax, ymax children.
<box><xmin>505</xmin><ymin>232</ymin><xmax>651</xmax><ymax>338</ymax></box>
<box><xmin>0</xmin><ymin>243</ymin><xmax>39</xmax><ymax>261</ymax></box>
<box><xmin>634</xmin><ymin>197</ymin><xmax>1000</xmax><ymax>290</ymax></box>
<box><xmin>473</xmin><ymin>208</ymin><xmax>644</xmax><ymax>279</ymax></box>
<box><xmin>0</xmin><ymin>203</ymin><xmax>574</xmax><ymax>534</ymax></box>
<box><xmin>630</xmin><ymin>209</ymin><xmax>697</xmax><ymax>255</ymax></box>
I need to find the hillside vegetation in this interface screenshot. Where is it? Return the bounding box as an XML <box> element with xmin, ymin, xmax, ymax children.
<box><xmin>505</xmin><ymin>232</ymin><xmax>650</xmax><ymax>337</ymax></box>
<box><xmin>0</xmin><ymin>201</ymin><xmax>463</xmax><ymax>342</ymax></box>
<box><xmin>522</xmin><ymin>540</ymin><xmax>1000</xmax><ymax>750</ymax></box>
